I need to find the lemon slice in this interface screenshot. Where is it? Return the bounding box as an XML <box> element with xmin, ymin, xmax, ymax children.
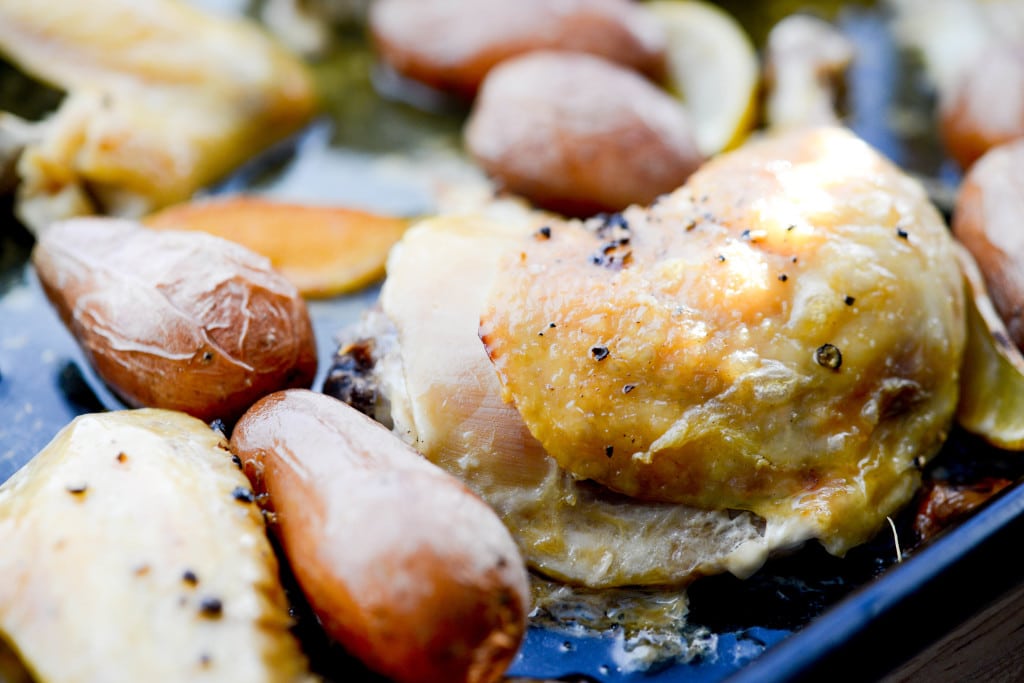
<box><xmin>646</xmin><ymin>0</ymin><xmax>759</xmax><ymax>156</ymax></box>
<box><xmin>956</xmin><ymin>244</ymin><xmax>1024</xmax><ymax>450</ymax></box>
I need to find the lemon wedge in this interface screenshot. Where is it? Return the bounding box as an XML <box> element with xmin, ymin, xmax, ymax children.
<box><xmin>646</xmin><ymin>0</ymin><xmax>759</xmax><ymax>156</ymax></box>
<box><xmin>956</xmin><ymin>244</ymin><xmax>1024</xmax><ymax>450</ymax></box>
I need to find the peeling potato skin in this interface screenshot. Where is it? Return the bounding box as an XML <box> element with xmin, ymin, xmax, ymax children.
<box><xmin>369</xmin><ymin>0</ymin><xmax>667</xmax><ymax>98</ymax></box>
<box><xmin>231</xmin><ymin>389</ymin><xmax>530</xmax><ymax>683</ymax></box>
<box><xmin>953</xmin><ymin>138</ymin><xmax>1024</xmax><ymax>350</ymax></box>
<box><xmin>31</xmin><ymin>218</ymin><xmax>317</xmax><ymax>423</ymax></box>
<box><xmin>465</xmin><ymin>51</ymin><xmax>704</xmax><ymax>217</ymax></box>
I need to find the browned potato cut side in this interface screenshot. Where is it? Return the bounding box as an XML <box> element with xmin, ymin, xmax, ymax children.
<box><xmin>0</xmin><ymin>409</ymin><xmax>310</xmax><ymax>682</ymax></box>
<box><xmin>465</xmin><ymin>51</ymin><xmax>704</xmax><ymax>217</ymax></box>
<box><xmin>145</xmin><ymin>197</ymin><xmax>409</xmax><ymax>298</ymax></box>
<box><xmin>32</xmin><ymin>218</ymin><xmax>317</xmax><ymax>423</ymax></box>
<box><xmin>231</xmin><ymin>389</ymin><xmax>529</xmax><ymax>683</ymax></box>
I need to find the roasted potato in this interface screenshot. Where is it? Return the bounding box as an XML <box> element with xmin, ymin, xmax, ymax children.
<box><xmin>465</xmin><ymin>51</ymin><xmax>704</xmax><ymax>217</ymax></box>
<box><xmin>369</xmin><ymin>0</ymin><xmax>666</xmax><ymax>98</ymax></box>
<box><xmin>231</xmin><ymin>389</ymin><xmax>530</xmax><ymax>683</ymax></box>
<box><xmin>953</xmin><ymin>137</ymin><xmax>1024</xmax><ymax>348</ymax></box>
<box><xmin>0</xmin><ymin>409</ymin><xmax>310</xmax><ymax>682</ymax></box>
<box><xmin>145</xmin><ymin>196</ymin><xmax>410</xmax><ymax>298</ymax></box>
<box><xmin>940</xmin><ymin>44</ymin><xmax>1024</xmax><ymax>170</ymax></box>
<box><xmin>32</xmin><ymin>218</ymin><xmax>317</xmax><ymax>423</ymax></box>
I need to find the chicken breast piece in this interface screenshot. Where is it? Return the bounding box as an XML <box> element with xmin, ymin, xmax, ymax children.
<box><xmin>481</xmin><ymin>126</ymin><xmax>965</xmax><ymax>556</ymax></box>
<box><xmin>0</xmin><ymin>409</ymin><xmax>310</xmax><ymax>682</ymax></box>
<box><xmin>0</xmin><ymin>0</ymin><xmax>317</xmax><ymax>232</ymax></box>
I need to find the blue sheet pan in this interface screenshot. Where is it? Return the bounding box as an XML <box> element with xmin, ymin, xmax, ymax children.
<box><xmin>2</xmin><ymin>2</ymin><xmax>1022</xmax><ymax>681</ymax></box>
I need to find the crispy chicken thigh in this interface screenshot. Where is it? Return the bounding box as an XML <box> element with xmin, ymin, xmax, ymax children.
<box><xmin>482</xmin><ymin>127</ymin><xmax>965</xmax><ymax>555</ymax></box>
<box><xmin>0</xmin><ymin>0</ymin><xmax>317</xmax><ymax>231</ymax></box>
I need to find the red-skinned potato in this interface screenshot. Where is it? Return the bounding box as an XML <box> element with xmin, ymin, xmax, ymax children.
<box><xmin>465</xmin><ymin>51</ymin><xmax>704</xmax><ymax>217</ymax></box>
<box><xmin>940</xmin><ymin>43</ymin><xmax>1024</xmax><ymax>170</ymax></box>
<box><xmin>230</xmin><ymin>389</ymin><xmax>530</xmax><ymax>683</ymax></box>
<box><xmin>369</xmin><ymin>0</ymin><xmax>666</xmax><ymax>98</ymax></box>
<box><xmin>32</xmin><ymin>218</ymin><xmax>317</xmax><ymax>423</ymax></box>
<box><xmin>953</xmin><ymin>138</ymin><xmax>1024</xmax><ymax>348</ymax></box>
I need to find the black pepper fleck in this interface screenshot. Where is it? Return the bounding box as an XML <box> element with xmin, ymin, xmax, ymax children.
<box><xmin>622</xmin><ymin>383</ymin><xmax>636</xmax><ymax>394</ymax></box>
<box><xmin>787</xmin><ymin>224</ymin><xmax>797</xmax><ymax>232</ymax></box>
<box><xmin>896</xmin><ymin>228</ymin><xmax>909</xmax><ymax>239</ymax></box>
<box><xmin>591</xmin><ymin>346</ymin><xmax>610</xmax><ymax>361</ymax></box>
<box><xmin>778</xmin><ymin>274</ymin><xmax>788</xmax><ymax>282</ymax></box>
<box><xmin>198</xmin><ymin>597</ymin><xmax>223</xmax><ymax>618</ymax></box>
<box><xmin>231</xmin><ymin>486</ymin><xmax>255</xmax><ymax>503</ymax></box>
<box><xmin>844</xmin><ymin>295</ymin><xmax>856</xmax><ymax>306</ymax></box>
<box><xmin>202</xmin><ymin>351</ymin><xmax>214</xmax><ymax>363</ymax></box>
<box><xmin>716</xmin><ymin>254</ymin><xmax>726</xmax><ymax>262</ymax></box>
<box><xmin>209</xmin><ymin>419</ymin><xmax>227</xmax><ymax>435</ymax></box>
<box><xmin>741</xmin><ymin>229</ymin><xmax>752</xmax><ymax>240</ymax></box>
<box><xmin>814</xmin><ymin>344</ymin><xmax>843</xmax><ymax>370</ymax></box>
<box><xmin>536</xmin><ymin>226</ymin><xmax>552</xmax><ymax>240</ymax></box>
<box><xmin>684</xmin><ymin>219</ymin><xmax>697</xmax><ymax>231</ymax></box>
<box><xmin>231</xmin><ymin>455</ymin><xmax>242</xmax><ymax>469</ymax></box>
<box><xmin>182</xmin><ymin>570</ymin><xmax>199</xmax><ymax>586</ymax></box>
<box><xmin>605</xmin><ymin>445</ymin><xmax>614</xmax><ymax>458</ymax></box>
<box><xmin>66</xmin><ymin>483</ymin><xmax>88</xmax><ymax>495</ymax></box>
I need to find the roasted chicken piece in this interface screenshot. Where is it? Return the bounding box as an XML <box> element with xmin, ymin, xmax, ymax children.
<box><xmin>483</xmin><ymin>126</ymin><xmax>964</xmax><ymax>556</ymax></box>
<box><xmin>0</xmin><ymin>409</ymin><xmax>310</xmax><ymax>681</ymax></box>
<box><xmin>333</xmin><ymin>214</ymin><xmax>768</xmax><ymax>588</ymax></box>
<box><xmin>0</xmin><ymin>0</ymin><xmax>317</xmax><ymax>232</ymax></box>
<box><xmin>329</xmin><ymin>127</ymin><xmax>965</xmax><ymax>589</ymax></box>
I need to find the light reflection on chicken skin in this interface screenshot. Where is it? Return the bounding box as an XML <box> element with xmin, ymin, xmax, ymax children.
<box><xmin>481</xmin><ymin>127</ymin><xmax>965</xmax><ymax>555</ymax></box>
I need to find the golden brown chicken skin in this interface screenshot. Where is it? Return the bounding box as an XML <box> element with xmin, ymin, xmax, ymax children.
<box><xmin>0</xmin><ymin>0</ymin><xmax>317</xmax><ymax>231</ymax></box>
<box><xmin>481</xmin><ymin>127</ymin><xmax>966</xmax><ymax>554</ymax></box>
